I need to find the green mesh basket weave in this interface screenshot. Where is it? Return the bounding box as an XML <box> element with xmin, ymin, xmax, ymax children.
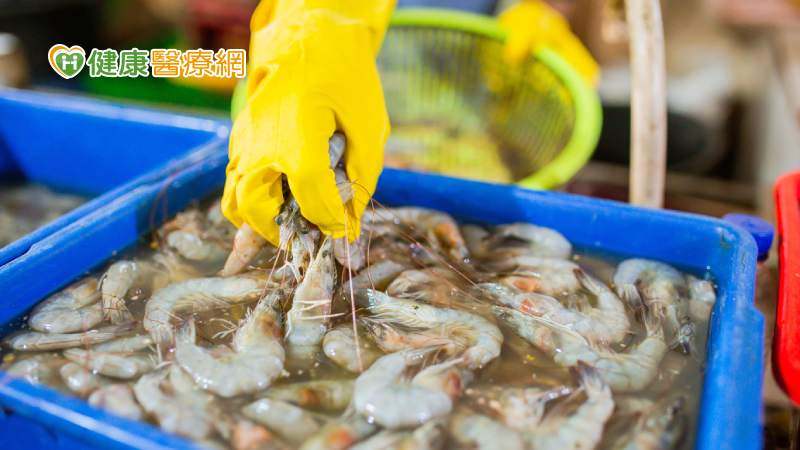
<box><xmin>232</xmin><ymin>8</ymin><xmax>602</xmax><ymax>190</ymax></box>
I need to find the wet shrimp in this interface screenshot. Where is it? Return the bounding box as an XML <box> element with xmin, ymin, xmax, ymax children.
<box><xmin>385</xmin><ymin>267</ymin><xmax>465</xmax><ymax>307</ymax></box>
<box><xmin>242</xmin><ymin>398</ymin><xmax>326</xmax><ymax>446</ymax></box>
<box><xmin>265</xmin><ymin>379</ymin><xmax>353</xmax><ymax>412</ymax></box>
<box><xmin>3</xmin><ymin>354</ymin><xmax>65</xmax><ymax>384</ymax></box>
<box><xmin>322</xmin><ymin>324</ymin><xmax>382</xmax><ymax>373</ymax></box>
<box><xmin>299</xmin><ymin>412</ymin><xmax>377</xmax><ymax>450</ymax></box>
<box><xmin>483</xmin><ymin>269</ymin><xmax>629</xmax><ymax>344</ymax></box>
<box><xmin>162</xmin><ymin>210</ymin><xmax>229</xmax><ymax>264</ymax></box>
<box><xmin>478</xmin><ymin>223</ymin><xmax>572</xmax><ymax>259</ymax></box>
<box><xmin>487</xmin><ymin>256</ymin><xmax>582</xmax><ymax>297</ymax></box>
<box><xmin>614</xmin><ymin>259</ymin><xmax>695</xmax><ymax>354</ymax></box>
<box><xmin>525</xmin><ymin>363</ymin><xmax>615</xmax><ymax>450</ymax></box>
<box><xmin>230</xmin><ymin>419</ymin><xmax>292</xmax><ymax>450</ymax></box>
<box><xmin>5</xmin><ymin>323</ymin><xmax>132</xmax><ymax>351</ymax></box>
<box><xmin>59</xmin><ymin>362</ymin><xmax>101</xmax><ymax>396</ymax></box>
<box><xmin>221</xmin><ymin>224</ymin><xmax>268</xmax><ymax>277</ymax></box>
<box><xmin>687</xmin><ymin>275</ymin><xmax>716</xmax><ymax>322</ymax></box>
<box><xmin>28</xmin><ymin>277</ymin><xmax>103</xmax><ymax>333</ymax></box>
<box><xmin>495</xmin><ymin>306</ymin><xmax>668</xmax><ymax>392</ymax></box>
<box><xmin>353</xmin><ymin>347</ymin><xmax>453</xmax><ymax>429</ymax></box>
<box><xmin>448</xmin><ymin>411</ymin><xmax>525</xmax><ymax>450</ymax></box>
<box><xmin>465</xmin><ymin>385</ymin><xmax>573</xmax><ymax>430</ymax></box>
<box><xmin>358</xmin><ymin>289</ymin><xmax>502</xmax><ymax>369</ymax></box>
<box><xmin>350</xmin><ymin>419</ymin><xmax>446</xmax><ymax>450</ymax></box>
<box><xmin>342</xmin><ymin>260</ymin><xmax>408</xmax><ymax>295</ymax></box>
<box><xmin>175</xmin><ymin>288</ymin><xmax>285</xmax><ymax>397</ymax></box>
<box><xmin>88</xmin><ymin>383</ymin><xmax>144</xmax><ymax>421</ymax></box>
<box><xmin>101</xmin><ymin>255</ymin><xmax>199</xmax><ymax>324</ymax></box>
<box><xmin>63</xmin><ymin>348</ymin><xmax>155</xmax><ymax>379</ymax></box>
<box><xmin>612</xmin><ymin>397</ymin><xmax>687</xmax><ymax>450</ymax></box>
<box><xmin>133</xmin><ymin>366</ymin><xmax>216</xmax><ymax>440</ymax></box>
<box><xmin>92</xmin><ymin>334</ymin><xmax>153</xmax><ymax>353</ymax></box>
<box><xmin>143</xmin><ymin>271</ymin><xmax>271</xmax><ymax>350</ymax></box>
<box><xmin>286</xmin><ymin>238</ymin><xmax>335</xmax><ymax>362</ymax></box>
<box><xmin>364</xmin><ymin>207</ymin><xmax>469</xmax><ymax>261</ymax></box>
<box><xmin>333</xmin><ymin>234</ymin><xmax>367</xmax><ymax>272</ymax></box>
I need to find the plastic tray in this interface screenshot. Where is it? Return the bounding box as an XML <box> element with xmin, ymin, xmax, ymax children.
<box><xmin>0</xmin><ymin>155</ymin><xmax>763</xmax><ymax>450</ymax></box>
<box><xmin>774</xmin><ymin>171</ymin><xmax>800</xmax><ymax>404</ymax></box>
<box><xmin>0</xmin><ymin>89</ymin><xmax>230</xmax><ymax>267</ymax></box>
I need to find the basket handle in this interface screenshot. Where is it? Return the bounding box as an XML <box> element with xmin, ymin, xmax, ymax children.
<box><xmin>626</xmin><ymin>0</ymin><xmax>667</xmax><ymax>207</ymax></box>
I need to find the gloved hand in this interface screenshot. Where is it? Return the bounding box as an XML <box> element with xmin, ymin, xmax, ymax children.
<box><xmin>222</xmin><ymin>0</ymin><xmax>395</xmax><ymax>245</ymax></box>
<box><xmin>499</xmin><ymin>0</ymin><xmax>599</xmax><ymax>85</ymax></box>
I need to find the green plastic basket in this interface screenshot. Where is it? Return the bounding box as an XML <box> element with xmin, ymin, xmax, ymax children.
<box><xmin>233</xmin><ymin>8</ymin><xmax>602</xmax><ymax>189</ymax></box>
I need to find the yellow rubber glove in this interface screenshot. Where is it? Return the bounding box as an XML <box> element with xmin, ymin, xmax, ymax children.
<box><xmin>222</xmin><ymin>0</ymin><xmax>395</xmax><ymax>245</ymax></box>
<box><xmin>499</xmin><ymin>0</ymin><xmax>599</xmax><ymax>85</ymax></box>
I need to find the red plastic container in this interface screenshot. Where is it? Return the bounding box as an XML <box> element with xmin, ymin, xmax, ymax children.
<box><xmin>774</xmin><ymin>171</ymin><xmax>800</xmax><ymax>404</ymax></box>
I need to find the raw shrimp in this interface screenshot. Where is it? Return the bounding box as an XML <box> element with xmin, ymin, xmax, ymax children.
<box><xmin>230</xmin><ymin>419</ymin><xmax>292</xmax><ymax>450</ymax></box>
<box><xmin>265</xmin><ymin>379</ymin><xmax>354</xmax><ymax>411</ymax></box>
<box><xmin>342</xmin><ymin>260</ymin><xmax>408</xmax><ymax>294</ymax></box>
<box><xmin>221</xmin><ymin>224</ymin><xmax>268</xmax><ymax>277</ymax></box>
<box><xmin>614</xmin><ymin>259</ymin><xmax>695</xmax><ymax>354</ymax></box>
<box><xmin>143</xmin><ymin>272</ymin><xmax>270</xmax><ymax>349</ymax></box>
<box><xmin>175</xmin><ymin>288</ymin><xmax>285</xmax><ymax>397</ymax></box>
<box><xmin>448</xmin><ymin>411</ymin><xmax>525</xmax><ymax>450</ymax></box>
<box><xmin>525</xmin><ymin>363</ymin><xmax>615</xmax><ymax>450</ymax></box>
<box><xmin>101</xmin><ymin>254</ymin><xmax>199</xmax><ymax>324</ymax></box>
<box><xmin>166</xmin><ymin>230</ymin><xmax>228</xmax><ymax>264</ymax></box>
<box><xmin>349</xmin><ymin>419</ymin><xmax>446</xmax><ymax>450</ymax></box>
<box><xmin>28</xmin><ymin>277</ymin><xmax>103</xmax><ymax>333</ymax></box>
<box><xmin>465</xmin><ymin>385</ymin><xmax>573</xmax><ymax>430</ymax></box>
<box><xmin>687</xmin><ymin>275</ymin><xmax>716</xmax><ymax>322</ymax></box>
<box><xmin>133</xmin><ymin>366</ymin><xmax>216</xmax><ymax>440</ymax></box>
<box><xmin>88</xmin><ymin>383</ymin><xmax>144</xmax><ymax>421</ymax></box>
<box><xmin>63</xmin><ymin>348</ymin><xmax>155</xmax><ymax>379</ymax></box>
<box><xmin>481</xmin><ymin>270</ymin><xmax>629</xmax><ymax>345</ymax></box>
<box><xmin>3</xmin><ymin>354</ymin><xmax>65</xmax><ymax>384</ymax></box>
<box><xmin>59</xmin><ymin>362</ymin><xmax>100</xmax><ymax>396</ymax></box>
<box><xmin>242</xmin><ymin>398</ymin><xmax>326</xmax><ymax>446</ymax></box>
<box><xmin>385</xmin><ymin>267</ymin><xmax>464</xmax><ymax>307</ymax></box>
<box><xmin>322</xmin><ymin>324</ymin><xmax>382</xmax><ymax>373</ymax></box>
<box><xmin>483</xmin><ymin>223</ymin><xmax>572</xmax><ymax>259</ymax></box>
<box><xmin>286</xmin><ymin>238</ymin><xmax>335</xmax><ymax>361</ymax></box>
<box><xmin>100</xmin><ymin>260</ymin><xmax>151</xmax><ymax>324</ymax></box>
<box><xmin>613</xmin><ymin>397</ymin><xmax>687</xmax><ymax>450</ymax></box>
<box><xmin>93</xmin><ymin>334</ymin><xmax>153</xmax><ymax>353</ymax></box>
<box><xmin>334</xmin><ymin>235</ymin><xmax>366</xmax><ymax>272</ymax></box>
<box><xmin>358</xmin><ymin>289</ymin><xmax>503</xmax><ymax>369</ymax></box>
<box><xmin>352</xmin><ymin>347</ymin><xmax>453</xmax><ymax>429</ymax></box>
<box><xmin>299</xmin><ymin>412</ymin><xmax>377</xmax><ymax>450</ymax></box>
<box><xmin>5</xmin><ymin>323</ymin><xmax>132</xmax><ymax>351</ymax></box>
<box><xmin>488</xmin><ymin>256</ymin><xmax>581</xmax><ymax>297</ymax></box>
<box><xmin>494</xmin><ymin>306</ymin><xmax>668</xmax><ymax>392</ymax></box>
<box><xmin>364</xmin><ymin>207</ymin><xmax>469</xmax><ymax>261</ymax></box>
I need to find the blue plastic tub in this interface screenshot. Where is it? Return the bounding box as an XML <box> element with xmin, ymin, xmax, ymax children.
<box><xmin>0</xmin><ymin>151</ymin><xmax>763</xmax><ymax>449</ymax></box>
<box><xmin>0</xmin><ymin>88</ymin><xmax>230</xmax><ymax>267</ymax></box>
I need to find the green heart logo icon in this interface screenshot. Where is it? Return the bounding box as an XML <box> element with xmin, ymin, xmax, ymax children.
<box><xmin>48</xmin><ymin>44</ymin><xmax>86</xmax><ymax>79</ymax></box>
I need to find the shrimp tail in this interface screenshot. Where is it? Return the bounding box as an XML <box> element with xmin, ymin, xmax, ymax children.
<box><xmin>670</xmin><ymin>316</ymin><xmax>697</xmax><ymax>355</ymax></box>
<box><xmin>571</xmin><ymin>361</ymin><xmax>607</xmax><ymax>394</ymax></box>
<box><xmin>618</xmin><ymin>283</ymin><xmax>645</xmax><ymax>313</ymax></box>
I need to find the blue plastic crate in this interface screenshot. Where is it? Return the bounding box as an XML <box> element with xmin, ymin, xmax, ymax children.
<box><xmin>0</xmin><ymin>152</ymin><xmax>763</xmax><ymax>450</ymax></box>
<box><xmin>0</xmin><ymin>88</ymin><xmax>230</xmax><ymax>267</ymax></box>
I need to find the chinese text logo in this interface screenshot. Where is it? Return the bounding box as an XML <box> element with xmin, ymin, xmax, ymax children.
<box><xmin>49</xmin><ymin>45</ymin><xmax>246</xmax><ymax>80</ymax></box>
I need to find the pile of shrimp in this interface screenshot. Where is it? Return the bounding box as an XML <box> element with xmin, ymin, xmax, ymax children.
<box><xmin>0</xmin><ymin>195</ymin><xmax>716</xmax><ymax>449</ymax></box>
<box><xmin>0</xmin><ymin>184</ymin><xmax>84</xmax><ymax>247</ymax></box>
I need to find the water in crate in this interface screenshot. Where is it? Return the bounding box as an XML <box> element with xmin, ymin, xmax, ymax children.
<box><xmin>0</xmin><ymin>193</ymin><xmax>714</xmax><ymax>450</ymax></box>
